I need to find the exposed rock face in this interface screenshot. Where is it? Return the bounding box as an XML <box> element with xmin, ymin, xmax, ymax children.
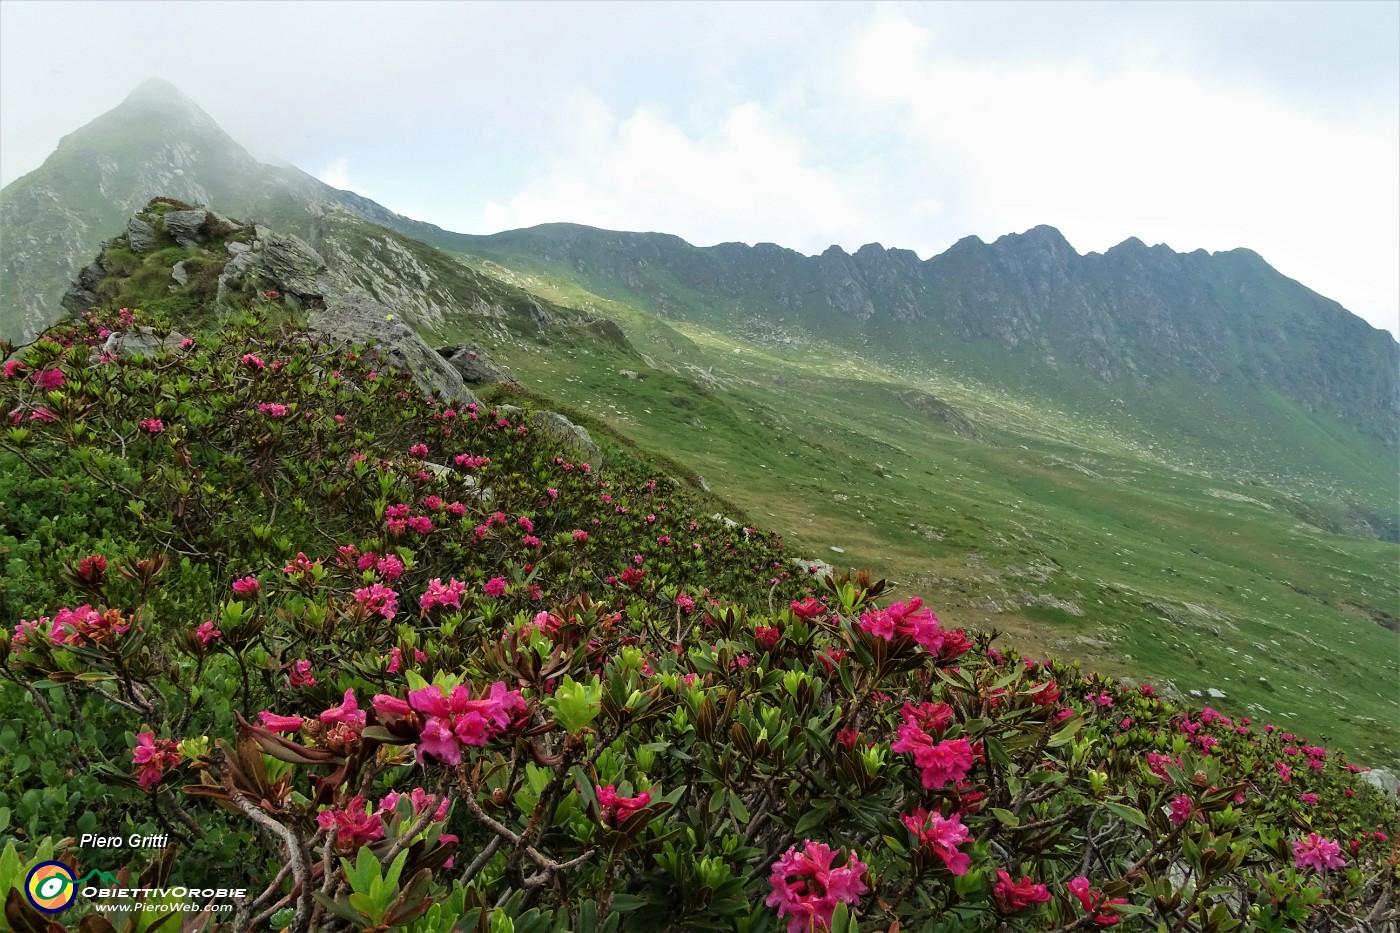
<box><xmin>61</xmin><ymin>261</ymin><xmax>108</xmax><ymax>317</ymax></box>
<box><xmin>163</xmin><ymin>209</ymin><xmax>209</xmax><ymax>247</ymax></box>
<box><xmin>438</xmin><ymin>343</ymin><xmax>513</xmax><ymax>385</ymax></box>
<box><xmin>127</xmin><ymin>216</ymin><xmax>159</xmax><ymax>253</ymax></box>
<box><xmin>254</xmin><ymin>226</ymin><xmax>327</xmax><ymax>298</ymax></box>
<box><xmin>307</xmin><ymin>288</ymin><xmax>478</xmax><ymax>406</ymax></box>
<box><xmin>527</xmin><ymin>410</ymin><xmax>602</xmax><ymax>467</ymax></box>
<box><xmin>460</xmin><ymin>223</ymin><xmax>1399</xmax><ymax>448</ymax></box>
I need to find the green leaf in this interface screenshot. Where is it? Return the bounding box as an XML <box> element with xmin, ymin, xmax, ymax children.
<box><xmin>1104</xmin><ymin>801</ymin><xmax>1148</xmax><ymax>830</ymax></box>
<box><xmin>990</xmin><ymin>807</ymin><xmax>1020</xmax><ymax>828</ymax></box>
<box><xmin>728</xmin><ymin>792</ymin><xmax>750</xmax><ymax>825</ymax></box>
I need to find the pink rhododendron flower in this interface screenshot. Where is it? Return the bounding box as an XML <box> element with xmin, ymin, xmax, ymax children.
<box><xmin>890</xmin><ymin>705</ymin><xmax>973</xmax><ymax>789</ymax></box>
<box><xmin>483</xmin><ymin>576</ymin><xmax>507</xmax><ymax>598</ymax></box>
<box><xmin>765</xmin><ymin>841</ymin><xmax>868</xmax><ymax>933</ymax></box>
<box><xmin>1169</xmin><ymin>794</ymin><xmax>1193</xmax><ymax>825</ymax></box>
<box><xmin>194</xmin><ymin>620</ymin><xmax>222</xmax><ymax>646</ymax></box>
<box><xmin>1293</xmin><ymin>833</ymin><xmax>1347</xmax><ymax>872</ymax></box>
<box><xmin>288</xmin><ymin>659</ymin><xmax>316</xmax><ymax>687</ymax></box>
<box><xmin>675</xmin><ymin>593</ymin><xmax>695</xmax><ymax>613</ymax></box>
<box><xmin>595</xmin><ymin>784</ymin><xmax>653</xmax><ymax>826</ymax></box>
<box><xmin>132</xmin><ymin>732</ymin><xmax>180</xmax><ymax>790</ymax></box>
<box><xmin>258</xmin><ymin>711</ymin><xmax>305</xmax><ymax>732</ymax></box>
<box><xmin>321</xmin><ymin>689</ymin><xmax>367</xmax><ymax>729</ymax></box>
<box><xmin>379</xmin><ymin>787</ymin><xmax>450</xmax><ymax>821</ymax></box>
<box><xmin>408</xmin><ymin>443</ymin><xmax>428</xmax><ymax>457</ymax></box>
<box><xmin>353</xmin><ymin>583</ymin><xmax>399</xmax><ymax>619</ymax></box>
<box><xmin>139</xmin><ymin>418</ymin><xmax>164</xmax><ymax>433</ymax></box>
<box><xmin>993</xmin><ymin>870</ymin><xmax>1052</xmax><ymax>913</ymax></box>
<box><xmin>405</xmin><ymin>681</ymin><xmax>527</xmax><ymax>764</ymax></box>
<box><xmin>316</xmin><ymin>796</ymin><xmax>385</xmax><ymax>852</ymax></box>
<box><xmin>241</xmin><ymin>353</ymin><xmax>265</xmax><ymax>370</ymax></box>
<box><xmin>901</xmin><ymin>808</ymin><xmax>971</xmax><ymax>874</ymax></box>
<box><xmin>420</xmin><ymin>577</ymin><xmax>466</xmax><ymax>612</ymax></box>
<box><xmin>1067</xmin><ymin>877</ymin><xmax>1129</xmax><ymax>926</ymax></box>
<box><xmin>32</xmin><ymin>368</ymin><xmax>64</xmax><ymax>390</ymax></box>
<box><xmin>231</xmin><ymin>576</ymin><xmax>260</xmax><ymax>597</ymax></box>
<box><xmin>374</xmin><ymin>554</ymin><xmax>404</xmax><ymax>581</ymax></box>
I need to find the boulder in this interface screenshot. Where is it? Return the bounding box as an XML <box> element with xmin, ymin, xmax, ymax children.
<box><xmin>61</xmin><ymin>260</ymin><xmax>108</xmax><ymax>316</ymax></box>
<box><xmin>171</xmin><ymin>261</ymin><xmax>189</xmax><ymax>287</ymax></box>
<box><xmin>1361</xmin><ymin>768</ymin><xmax>1399</xmax><ymax>797</ymax></box>
<box><xmin>794</xmin><ymin>557</ymin><xmax>834</xmax><ymax>578</ymax></box>
<box><xmin>163</xmin><ymin>210</ymin><xmax>209</xmax><ymax>247</ymax></box>
<box><xmin>438</xmin><ymin>343</ymin><xmax>513</xmax><ymax>384</ymax></box>
<box><xmin>260</xmin><ymin>228</ymin><xmax>328</xmax><ymax>297</ymax></box>
<box><xmin>308</xmin><ymin>289</ymin><xmax>478</xmax><ymax>407</ymax></box>
<box><xmin>127</xmin><ymin>216</ymin><xmax>160</xmax><ymax>253</ymax></box>
<box><xmin>204</xmin><ymin>211</ymin><xmax>246</xmax><ymax>237</ymax></box>
<box><xmin>528</xmin><ymin>410</ymin><xmax>602</xmax><ymax>467</ymax></box>
<box><xmin>100</xmin><ymin>327</ymin><xmax>187</xmax><ymax>359</ymax></box>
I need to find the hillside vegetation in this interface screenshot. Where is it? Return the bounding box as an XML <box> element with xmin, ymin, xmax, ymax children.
<box><xmin>0</xmin><ymin>219</ymin><xmax>1397</xmax><ymax>931</ymax></box>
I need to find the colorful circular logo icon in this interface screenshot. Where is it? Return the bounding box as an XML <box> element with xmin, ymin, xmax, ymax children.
<box><xmin>25</xmin><ymin>861</ymin><xmax>77</xmax><ymax>913</ymax></box>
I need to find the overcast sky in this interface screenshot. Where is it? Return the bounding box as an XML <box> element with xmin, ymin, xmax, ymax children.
<box><xmin>2</xmin><ymin>0</ymin><xmax>1397</xmax><ymax>335</ymax></box>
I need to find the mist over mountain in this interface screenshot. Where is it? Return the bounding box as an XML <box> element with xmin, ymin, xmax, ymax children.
<box><xmin>1</xmin><ymin>79</ymin><xmax>1395</xmax><ymax>463</ymax></box>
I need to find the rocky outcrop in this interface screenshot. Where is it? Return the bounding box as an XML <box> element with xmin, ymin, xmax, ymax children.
<box><xmin>438</xmin><ymin>343</ymin><xmax>513</xmax><ymax>385</ymax></box>
<box><xmin>127</xmin><ymin>216</ymin><xmax>159</xmax><ymax>253</ymax></box>
<box><xmin>61</xmin><ymin>260</ymin><xmax>108</xmax><ymax>317</ymax></box>
<box><xmin>307</xmin><ymin>289</ymin><xmax>478</xmax><ymax>406</ymax></box>
<box><xmin>462</xmin><ymin>223</ymin><xmax>1399</xmax><ymax>448</ymax></box>
<box><xmin>99</xmin><ymin>326</ymin><xmax>187</xmax><ymax>359</ymax></box>
<box><xmin>527</xmin><ymin>410</ymin><xmax>602</xmax><ymax>468</ymax></box>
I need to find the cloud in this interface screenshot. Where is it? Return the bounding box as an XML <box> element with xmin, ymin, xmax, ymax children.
<box><xmin>482</xmin><ymin>95</ymin><xmax>865</xmax><ymax>252</ymax></box>
<box><xmin>316</xmin><ymin>157</ymin><xmax>353</xmax><ymax>192</ymax></box>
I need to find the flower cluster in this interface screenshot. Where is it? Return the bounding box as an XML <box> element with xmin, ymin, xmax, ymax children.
<box><xmin>765</xmin><ymin>840</ymin><xmax>869</xmax><ymax>933</ymax></box>
<box><xmin>374</xmin><ymin>681</ymin><xmax>526</xmax><ymax>765</ymax></box>
<box><xmin>131</xmin><ymin>732</ymin><xmax>181</xmax><ymax>790</ymax></box>
<box><xmin>890</xmin><ymin>702</ymin><xmax>974</xmax><ymax>789</ymax></box>
<box><xmin>901</xmin><ymin>807</ymin><xmax>971</xmax><ymax>874</ymax></box>
<box><xmin>316</xmin><ymin>795</ymin><xmax>385</xmax><ymax>853</ymax></box>
<box><xmin>595</xmin><ymin>784</ymin><xmax>652</xmax><ymax>826</ymax></box>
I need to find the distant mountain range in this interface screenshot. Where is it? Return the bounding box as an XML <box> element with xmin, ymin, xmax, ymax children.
<box><xmin>2</xmin><ymin>78</ymin><xmax>1395</xmax><ymax>453</ymax></box>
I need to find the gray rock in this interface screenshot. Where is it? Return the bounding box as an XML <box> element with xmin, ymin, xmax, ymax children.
<box><xmin>307</xmin><ymin>288</ymin><xmax>479</xmax><ymax>406</ymax></box>
<box><xmin>163</xmin><ymin>210</ymin><xmax>209</xmax><ymax>247</ymax></box>
<box><xmin>528</xmin><ymin>410</ymin><xmax>602</xmax><ymax>467</ymax></box>
<box><xmin>127</xmin><ymin>216</ymin><xmax>159</xmax><ymax>253</ymax></box>
<box><xmin>619</xmin><ymin>369</ymin><xmax>640</xmax><ymax>380</ymax></box>
<box><xmin>170</xmin><ymin>260</ymin><xmax>189</xmax><ymax>286</ymax></box>
<box><xmin>61</xmin><ymin>260</ymin><xmax>108</xmax><ymax>316</ymax></box>
<box><xmin>260</xmin><ymin>229</ymin><xmax>328</xmax><ymax>297</ymax></box>
<box><xmin>711</xmin><ymin>513</ymin><xmax>740</xmax><ymax>529</ymax></box>
<box><xmin>1206</xmin><ymin>688</ymin><xmax>1228</xmax><ymax>699</ymax></box>
<box><xmin>205</xmin><ymin>211</ymin><xmax>246</xmax><ymax>236</ymax></box>
<box><xmin>100</xmin><ymin>327</ymin><xmax>187</xmax><ymax>358</ymax></box>
<box><xmin>695</xmin><ymin>474</ymin><xmax>711</xmax><ymax>492</ymax></box>
<box><xmin>1360</xmin><ymin>768</ymin><xmax>1398</xmax><ymax>797</ymax></box>
<box><xmin>226</xmin><ymin>241</ymin><xmax>250</xmax><ymax>256</ymax></box>
<box><xmin>439</xmin><ymin>343</ymin><xmax>513</xmax><ymax>384</ymax></box>
<box><xmin>794</xmin><ymin>557</ymin><xmax>834</xmax><ymax>577</ymax></box>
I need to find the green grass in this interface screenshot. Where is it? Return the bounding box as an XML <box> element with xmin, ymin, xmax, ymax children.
<box><xmin>447</xmin><ymin>262</ymin><xmax>1400</xmax><ymax>768</ymax></box>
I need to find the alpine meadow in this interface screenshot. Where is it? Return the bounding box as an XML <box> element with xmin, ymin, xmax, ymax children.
<box><xmin>0</xmin><ymin>70</ymin><xmax>1396</xmax><ymax>933</ymax></box>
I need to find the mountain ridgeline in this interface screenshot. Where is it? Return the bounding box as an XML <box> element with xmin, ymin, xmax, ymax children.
<box><xmin>0</xmin><ymin>79</ymin><xmax>1395</xmax><ymax>523</ymax></box>
<box><xmin>449</xmin><ymin>223</ymin><xmax>1399</xmax><ymax>450</ymax></box>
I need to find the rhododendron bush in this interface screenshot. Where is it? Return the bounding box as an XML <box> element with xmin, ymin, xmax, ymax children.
<box><xmin>0</xmin><ymin>309</ymin><xmax>1395</xmax><ymax>932</ymax></box>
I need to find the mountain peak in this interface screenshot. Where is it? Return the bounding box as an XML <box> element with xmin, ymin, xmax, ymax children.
<box><xmin>125</xmin><ymin>77</ymin><xmax>188</xmax><ymax>103</ymax></box>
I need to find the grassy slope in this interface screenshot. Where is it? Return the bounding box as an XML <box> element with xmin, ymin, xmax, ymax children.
<box><xmin>450</xmin><ymin>258</ymin><xmax>1400</xmax><ymax>768</ymax></box>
